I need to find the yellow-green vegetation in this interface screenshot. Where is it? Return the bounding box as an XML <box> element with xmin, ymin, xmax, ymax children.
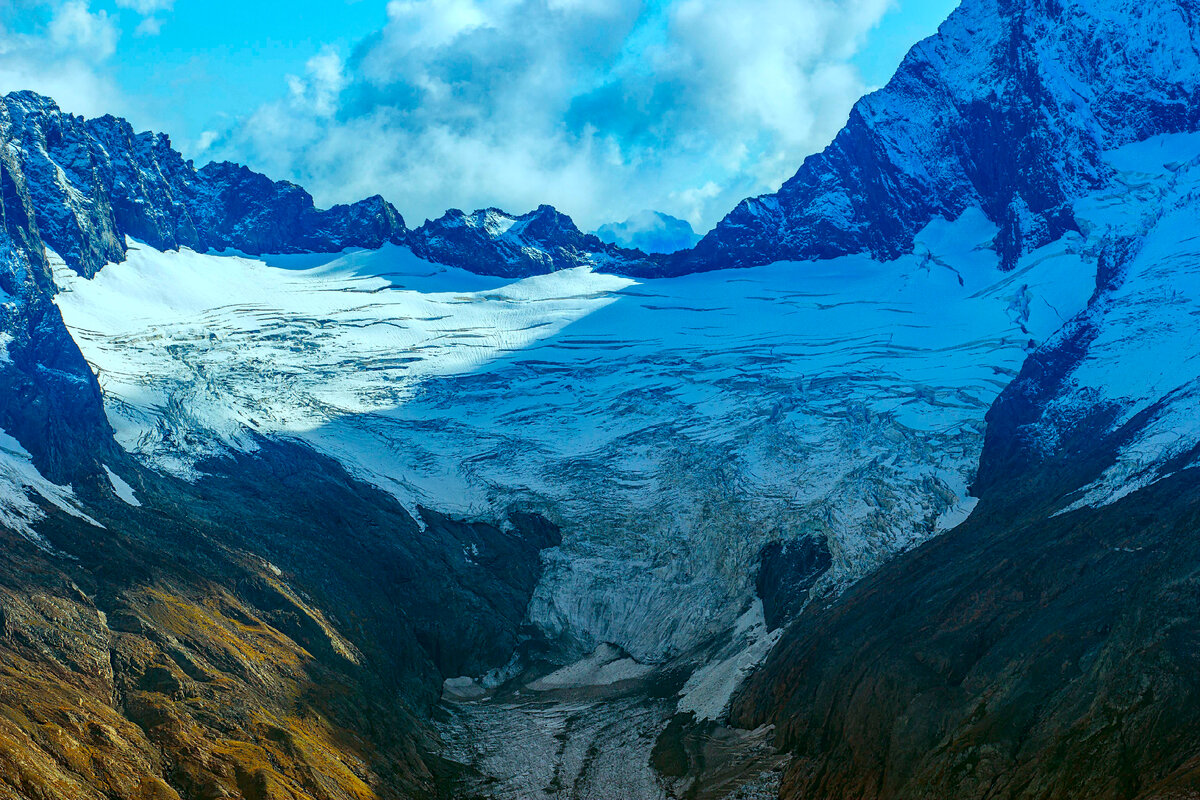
<box><xmin>0</xmin><ymin>439</ymin><xmax>556</xmax><ymax>800</ymax></box>
<box><xmin>0</xmin><ymin>535</ymin><xmax>412</xmax><ymax>800</ymax></box>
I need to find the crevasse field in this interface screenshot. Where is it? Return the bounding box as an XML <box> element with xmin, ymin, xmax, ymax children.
<box><xmin>53</xmin><ymin>206</ymin><xmax>1093</xmax><ymax>668</ymax></box>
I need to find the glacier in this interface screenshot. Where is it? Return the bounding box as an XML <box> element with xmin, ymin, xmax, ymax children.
<box><xmin>0</xmin><ymin>0</ymin><xmax>1196</xmax><ymax>793</ymax></box>
<box><xmin>53</xmin><ymin>206</ymin><xmax>1094</xmax><ymax>668</ymax></box>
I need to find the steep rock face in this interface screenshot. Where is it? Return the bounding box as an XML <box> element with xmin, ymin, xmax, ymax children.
<box><xmin>2</xmin><ymin>94</ymin><xmax>126</xmax><ymax>277</ymax></box>
<box><xmin>410</xmin><ymin>205</ymin><xmax>648</xmax><ymax>278</ymax></box>
<box><xmin>668</xmin><ymin>0</ymin><xmax>1200</xmax><ymax>275</ymax></box>
<box><xmin>1</xmin><ymin>91</ymin><xmax>408</xmax><ymax>279</ymax></box>
<box><xmin>0</xmin><ymin>290</ymin><xmax>112</xmax><ymax>484</ymax></box>
<box><xmin>0</xmin><ymin>436</ymin><xmax>560</xmax><ymax>800</ymax></box>
<box><xmin>969</xmin><ymin>126</ymin><xmax>1200</xmax><ymax>512</ymax></box>
<box><xmin>728</xmin><ymin>128</ymin><xmax>1200</xmax><ymax>800</ymax></box>
<box><xmin>185</xmin><ymin>162</ymin><xmax>406</xmax><ymax>256</ymax></box>
<box><xmin>0</xmin><ymin>110</ymin><xmax>114</xmax><ymax>483</ymax></box>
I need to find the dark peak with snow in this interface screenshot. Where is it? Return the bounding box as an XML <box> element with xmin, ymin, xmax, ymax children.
<box><xmin>667</xmin><ymin>0</ymin><xmax>1200</xmax><ymax>275</ymax></box>
<box><xmin>409</xmin><ymin>203</ymin><xmax>653</xmax><ymax>279</ymax></box>
<box><xmin>0</xmin><ymin>91</ymin><xmax>408</xmax><ymax>279</ymax></box>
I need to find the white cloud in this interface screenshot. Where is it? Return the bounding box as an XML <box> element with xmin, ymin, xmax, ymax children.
<box><xmin>0</xmin><ymin>1</ymin><xmax>122</xmax><ymax>117</ymax></box>
<box><xmin>195</xmin><ymin>129</ymin><xmax>220</xmax><ymax>152</ymax></box>
<box><xmin>220</xmin><ymin>0</ymin><xmax>891</xmax><ymax>232</ymax></box>
<box><xmin>0</xmin><ymin>0</ymin><xmax>886</xmax><ymax>236</ymax></box>
<box><xmin>285</xmin><ymin>49</ymin><xmax>346</xmax><ymax>118</ymax></box>
<box><xmin>47</xmin><ymin>0</ymin><xmax>118</xmax><ymax>60</ymax></box>
<box><xmin>666</xmin><ymin>0</ymin><xmax>888</xmax><ymax>149</ymax></box>
<box><xmin>379</xmin><ymin>0</ymin><xmax>493</xmax><ymax>51</ymax></box>
<box><xmin>115</xmin><ymin>0</ymin><xmax>173</xmax><ymax>13</ymax></box>
<box><xmin>116</xmin><ymin>0</ymin><xmax>172</xmax><ymax>36</ymax></box>
<box><xmin>670</xmin><ymin>181</ymin><xmax>722</xmax><ymax>228</ymax></box>
<box><xmin>133</xmin><ymin>16</ymin><xmax>164</xmax><ymax>36</ymax></box>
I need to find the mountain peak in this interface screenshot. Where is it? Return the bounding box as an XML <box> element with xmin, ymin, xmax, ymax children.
<box><xmin>668</xmin><ymin>0</ymin><xmax>1200</xmax><ymax>274</ymax></box>
<box><xmin>410</xmin><ymin>203</ymin><xmax>646</xmax><ymax>278</ymax></box>
<box><xmin>0</xmin><ymin>92</ymin><xmax>409</xmax><ymax>278</ymax></box>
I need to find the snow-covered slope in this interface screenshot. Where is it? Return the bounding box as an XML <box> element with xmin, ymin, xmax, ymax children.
<box><xmin>54</xmin><ymin>207</ymin><xmax>1093</xmax><ymax>663</ymax></box>
<box><xmin>0</xmin><ymin>427</ymin><xmax>99</xmax><ymax>543</ymax></box>
<box><xmin>985</xmin><ymin>132</ymin><xmax>1200</xmax><ymax>513</ymax></box>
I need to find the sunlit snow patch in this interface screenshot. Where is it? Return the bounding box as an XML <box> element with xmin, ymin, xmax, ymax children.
<box><xmin>103</xmin><ymin>465</ymin><xmax>141</xmax><ymax>507</ymax></box>
<box><xmin>52</xmin><ymin>242</ymin><xmax>633</xmax><ymax>491</ymax></box>
<box><xmin>0</xmin><ymin>428</ymin><xmax>102</xmax><ymax>544</ymax></box>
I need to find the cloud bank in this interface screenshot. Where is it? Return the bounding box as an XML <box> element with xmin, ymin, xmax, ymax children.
<box><xmin>1</xmin><ymin>0</ymin><xmax>895</xmax><ymax>234</ymax></box>
<box><xmin>0</xmin><ymin>0</ymin><xmax>176</xmax><ymax>123</ymax></box>
<box><xmin>0</xmin><ymin>0</ymin><xmax>121</xmax><ymax>117</ymax></box>
<box><xmin>223</xmin><ymin>0</ymin><xmax>893</xmax><ymax>232</ymax></box>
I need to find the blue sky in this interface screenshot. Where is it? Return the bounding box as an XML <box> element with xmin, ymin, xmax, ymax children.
<box><xmin>0</xmin><ymin>0</ymin><xmax>958</xmax><ymax>231</ymax></box>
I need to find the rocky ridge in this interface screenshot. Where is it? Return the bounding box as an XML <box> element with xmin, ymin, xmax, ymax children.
<box><xmin>1</xmin><ymin>90</ymin><xmax>651</xmax><ymax>284</ymax></box>
<box><xmin>667</xmin><ymin>0</ymin><xmax>1200</xmax><ymax>275</ymax></box>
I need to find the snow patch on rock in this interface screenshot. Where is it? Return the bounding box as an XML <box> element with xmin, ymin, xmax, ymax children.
<box><xmin>677</xmin><ymin>599</ymin><xmax>780</xmax><ymax>722</ymax></box>
<box><xmin>528</xmin><ymin>644</ymin><xmax>654</xmax><ymax>691</ymax></box>
<box><xmin>0</xmin><ymin>428</ymin><xmax>101</xmax><ymax>543</ymax></box>
<box><xmin>102</xmin><ymin>465</ymin><xmax>141</xmax><ymax>507</ymax></box>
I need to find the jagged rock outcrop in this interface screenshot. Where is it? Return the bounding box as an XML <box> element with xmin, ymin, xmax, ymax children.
<box><xmin>3</xmin><ymin>90</ymin><xmax>657</xmax><ymax>284</ymax></box>
<box><xmin>2</xmin><ymin>92</ymin><xmax>410</xmax><ymax>279</ymax></box>
<box><xmin>665</xmin><ymin>0</ymin><xmax>1200</xmax><ymax>275</ymax></box>
<box><xmin>755</xmin><ymin>537</ymin><xmax>832</xmax><ymax>630</ymax></box>
<box><xmin>410</xmin><ymin>204</ymin><xmax>648</xmax><ymax>278</ymax></box>
<box><xmin>732</xmin><ymin>460</ymin><xmax>1200</xmax><ymax>799</ymax></box>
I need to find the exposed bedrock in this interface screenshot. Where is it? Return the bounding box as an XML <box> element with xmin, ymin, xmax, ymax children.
<box><xmin>0</xmin><ymin>437</ymin><xmax>559</xmax><ymax>800</ymax></box>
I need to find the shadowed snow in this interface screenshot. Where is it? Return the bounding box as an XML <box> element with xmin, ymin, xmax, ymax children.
<box><xmin>53</xmin><ymin>207</ymin><xmax>1092</xmax><ymax>662</ymax></box>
